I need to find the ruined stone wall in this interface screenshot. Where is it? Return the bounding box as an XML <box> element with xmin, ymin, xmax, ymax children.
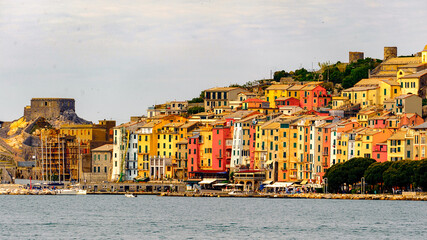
<box><xmin>24</xmin><ymin>98</ymin><xmax>75</xmax><ymax>121</ymax></box>
<box><xmin>349</xmin><ymin>52</ymin><xmax>364</xmax><ymax>63</ymax></box>
<box><xmin>384</xmin><ymin>47</ymin><xmax>397</xmax><ymax>60</ymax></box>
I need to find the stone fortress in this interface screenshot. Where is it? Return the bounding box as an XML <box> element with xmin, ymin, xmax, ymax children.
<box><xmin>24</xmin><ymin>98</ymin><xmax>75</xmax><ymax>121</ymax></box>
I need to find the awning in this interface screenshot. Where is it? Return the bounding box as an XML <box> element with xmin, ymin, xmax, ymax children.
<box><xmin>262</xmin><ymin>180</ymin><xmax>273</xmax><ymax>185</ymax></box>
<box><xmin>199</xmin><ymin>178</ymin><xmax>217</xmax><ymax>184</ymax></box>
<box><xmin>266</xmin><ymin>182</ymin><xmax>293</xmax><ymax>188</ymax></box>
<box><xmin>265</xmin><ymin>160</ymin><xmax>274</xmax><ymax>165</ymax></box>
<box><xmin>212</xmin><ymin>183</ymin><xmax>227</xmax><ymax>187</ymax></box>
<box><xmin>300</xmin><ymin>180</ymin><xmax>308</xmax><ymax>185</ymax></box>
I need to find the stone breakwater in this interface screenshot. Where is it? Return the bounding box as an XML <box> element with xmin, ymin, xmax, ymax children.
<box><xmin>160</xmin><ymin>192</ymin><xmax>427</xmax><ymax>201</ymax></box>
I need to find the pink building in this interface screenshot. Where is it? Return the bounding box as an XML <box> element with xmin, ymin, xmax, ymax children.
<box><xmin>373</xmin><ymin>143</ymin><xmax>388</xmax><ymax>162</ymax></box>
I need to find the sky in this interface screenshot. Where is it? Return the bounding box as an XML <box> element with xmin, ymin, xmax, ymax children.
<box><xmin>1</xmin><ymin>0</ymin><xmax>427</xmax><ymax>123</ymax></box>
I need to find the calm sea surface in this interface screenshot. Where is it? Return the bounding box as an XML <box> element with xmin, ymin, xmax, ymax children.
<box><xmin>0</xmin><ymin>195</ymin><xmax>426</xmax><ymax>239</ymax></box>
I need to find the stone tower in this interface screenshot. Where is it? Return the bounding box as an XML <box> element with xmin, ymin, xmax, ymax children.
<box><xmin>349</xmin><ymin>52</ymin><xmax>364</xmax><ymax>63</ymax></box>
<box><xmin>24</xmin><ymin>98</ymin><xmax>75</xmax><ymax>121</ymax></box>
<box><xmin>384</xmin><ymin>47</ymin><xmax>397</xmax><ymax>60</ymax></box>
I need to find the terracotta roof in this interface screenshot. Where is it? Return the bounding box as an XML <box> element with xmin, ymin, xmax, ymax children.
<box><xmin>343</xmin><ymin>86</ymin><xmax>378</xmax><ymax>92</ymax></box>
<box><xmin>383</xmin><ymin>57</ymin><xmax>421</xmax><ymax>65</ymax></box>
<box><xmin>244</xmin><ymin>98</ymin><xmax>268</xmax><ymax>103</ymax></box>
<box><xmin>395</xmin><ymin>94</ymin><xmax>417</xmax><ymax>99</ymax></box>
<box><xmin>412</xmin><ymin>122</ymin><xmax>427</xmax><ymax>129</ymax></box>
<box><xmin>205</xmin><ymin>87</ymin><xmax>243</xmax><ymax>92</ymax></box>
<box><xmin>287</xmin><ymin>85</ymin><xmax>305</xmax><ymax>91</ymax></box>
<box><xmin>400</xmin><ymin>69</ymin><xmax>427</xmax><ymax>79</ymax></box>
<box><xmin>266</xmin><ymin>84</ymin><xmax>291</xmax><ymax>90</ymax></box>
<box><xmin>381</xmin><ymin>79</ymin><xmax>400</xmax><ymax>86</ymax></box>
<box><xmin>275</xmin><ymin>97</ymin><xmax>297</xmax><ymax>101</ymax></box>
<box><xmin>92</xmin><ymin>144</ymin><xmax>114</xmax><ymax>152</ymax></box>
<box><xmin>389</xmin><ymin>130</ymin><xmax>407</xmax><ymax>140</ymax></box>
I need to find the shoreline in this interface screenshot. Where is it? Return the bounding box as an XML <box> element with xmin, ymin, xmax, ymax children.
<box><xmin>1</xmin><ymin>190</ymin><xmax>426</xmax><ymax>201</ymax></box>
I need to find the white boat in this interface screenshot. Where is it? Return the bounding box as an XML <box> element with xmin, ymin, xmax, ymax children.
<box><xmin>55</xmin><ymin>189</ymin><xmax>78</xmax><ymax>195</ymax></box>
<box><xmin>77</xmin><ymin>189</ymin><xmax>87</xmax><ymax>195</ymax></box>
<box><xmin>125</xmin><ymin>193</ymin><xmax>137</xmax><ymax>198</ymax></box>
<box><xmin>55</xmin><ymin>188</ymin><xmax>87</xmax><ymax>195</ymax></box>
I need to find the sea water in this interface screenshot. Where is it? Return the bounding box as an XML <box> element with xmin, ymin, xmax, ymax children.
<box><xmin>0</xmin><ymin>195</ymin><xmax>426</xmax><ymax>239</ymax></box>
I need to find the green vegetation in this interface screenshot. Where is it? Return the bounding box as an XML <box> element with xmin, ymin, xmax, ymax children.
<box><xmin>187</xmin><ymin>106</ymin><xmax>205</xmax><ymax>115</ymax></box>
<box><xmin>188</xmin><ymin>91</ymin><xmax>205</xmax><ymax>103</ymax></box>
<box><xmin>291</xmin><ymin>68</ymin><xmax>321</xmax><ymax>82</ymax></box>
<box><xmin>333</xmin><ymin>58</ymin><xmax>381</xmax><ymax>88</ymax></box>
<box><xmin>325</xmin><ymin>158</ymin><xmax>427</xmax><ymax>193</ymax></box>
<box><xmin>273</xmin><ymin>70</ymin><xmax>290</xmax><ymax>82</ymax></box>
<box><xmin>324</xmin><ymin>157</ymin><xmax>376</xmax><ymax>193</ymax></box>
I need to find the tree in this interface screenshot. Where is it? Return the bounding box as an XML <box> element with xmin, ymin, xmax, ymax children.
<box><xmin>187</xmin><ymin>106</ymin><xmax>205</xmax><ymax>115</ymax></box>
<box><xmin>364</xmin><ymin>161</ymin><xmax>392</xmax><ymax>185</ymax></box>
<box><xmin>321</xmin><ymin>82</ymin><xmax>334</xmax><ymax>93</ymax></box>
<box><xmin>273</xmin><ymin>70</ymin><xmax>290</xmax><ymax>82</ymax></box>
<box><xmin>324</xmin><ymin>157</ymin><xmax>375</xmax><ymax>193</ymax></box>
<box><xmin>414</xmin><ymin>159</ymin><xmax>427</xmax><ymax>190</ymax></box>
<box><xmin>364</xmin><ymin>161</ymin><xmax>392</xmax><ymax>193</ymax></box>
<box><xmin>383</xmin><ymin>160</ymin><xmax>417</xmax><ymax>190</ymax></box>
<box><xmin>188</xmin><ymin>91</ymin><xmax>205</xmax><ymax>103</ymax></box>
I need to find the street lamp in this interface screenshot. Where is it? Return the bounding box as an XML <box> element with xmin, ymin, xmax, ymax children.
<box><xmin>324</xmin><ymin>178</ymin><xmax>328</xmax><ymax>194</ymax></box>
<box><xmin>361</xmin><ymin>177</ymin><xmax>365</xmax><ymax>194</ymax></box>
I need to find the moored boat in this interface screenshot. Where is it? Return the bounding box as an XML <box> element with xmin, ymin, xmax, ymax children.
<box><xmin>125</xmin><ymin>193</ymin><xmax>137</xmax><ymax>198</ymax></box>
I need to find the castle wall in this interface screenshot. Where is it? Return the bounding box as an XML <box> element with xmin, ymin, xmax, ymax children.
<box><xmin>349</xmin><ymin>52</ymin><xmax>364</xmax><ymax>63</ymax></box>
<box><xmin>384</xmin><ymin>47</ymin><xmax>397</xmax><ymax>60</ymax></box>
<box><xmin>24</xmin><ymin>98</ymin><xmax>75</xmax><ymax>121</ymax></box>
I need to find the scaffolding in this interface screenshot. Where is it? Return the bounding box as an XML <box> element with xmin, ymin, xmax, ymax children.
<box><xmin>37</xmin><ymin>130</ymin><xmax>89</xmax><ymax>182</ymax></box>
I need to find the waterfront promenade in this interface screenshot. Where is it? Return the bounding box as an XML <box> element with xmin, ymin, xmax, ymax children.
<box><xmin>1</xmin><ymin>184</ymin><xmax>426</xmax><ymax>201</ymax></box>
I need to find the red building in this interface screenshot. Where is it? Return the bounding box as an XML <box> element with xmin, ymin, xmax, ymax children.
<box><xmin>187</xmin><ymin>135</ymin><xmax>201</xmax><ymax>173</ymax></box>
<box><xmin>373</xmin><ymin>143</ymin><xmax>388</xmax><ymax>162</ymax></box>
<box><xmin>399</xmin><ymin>113</ymin><xmax>424</xmax><ymax>127</ymax></box>
<box><xmin>299</xmin><ymin>85</ymin><xmax>331</xmax><ymax>110</ymax></box>
<box><xmin>275</xmin><ymin>97</ymin><xmax>300</xmax><ymax>107</ymax></box>
<box><xmin>243</xmin><ymin>98</ymin><xmax>269</xmax><ymax>110</ymax></box>
<box><xmin>212</xmin><ymin>125</ymin><xmax>232</xmax><ymax>171</ymax></box>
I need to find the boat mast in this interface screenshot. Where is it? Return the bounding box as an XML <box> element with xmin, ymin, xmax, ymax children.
<box><xmin>62</xmin><ymin>140</ymin><xmax>65</xmax><ymax>182</ymax></box>
<box><xmin>41</xmin><ymin>132</ymin><xmax>44</xmax><ymax>181</ymax></box>
<box><xmin>49</xmin><ymin>137</ymin><xmax>52</xmax><ymax>182</ymax></box>
<box><xmin>58</xmin><ymin>135</ymin><xmax>61</xmax><ymax>183</ymax></box>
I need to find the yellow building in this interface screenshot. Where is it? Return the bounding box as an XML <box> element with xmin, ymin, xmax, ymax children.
<box><xmin>397</xmin><ymin>69</ymin><xmax>427</xmax><ymax>96</ymax></box>
<box><xmin>198</xmin><ymin>125</ymin><xmax>213</xmax><ymax>169</ymax></box>
<box><xmin>265</xmin><ymin>84</ymin><xmax>291</xmax><ymax>108</ymax></box>
<box><xmin>286</xmin><ymin>85</ymin><xmax>304</xmax><ymax>99</ymax></box>
<box><xmin>387</xmin><ymin>130</ymin><xmax>408</xmax><ymax>161</ymax></box>
<box><xmin>331</xmin><ymin>96</ymin><xmax>351</xmax><ymax>109</ymax></box>
<box><xmin>60</xmin><ymin>124</ymin><xmax>107</xmax><ymax>143</ymax></box>
<box><xmin>356</xmin><ymin>110</ymin><xmax>377</xmax><ymax>127</ymax></box>
<box><xmin>342</xmin><ymin>78</ymin><xmax>401</xmax><ymax>108</ymax></box>
<box><xmin>263</xmin><ymin>121</ymin><xmax>280</xmax><ymax>182</ymax></box>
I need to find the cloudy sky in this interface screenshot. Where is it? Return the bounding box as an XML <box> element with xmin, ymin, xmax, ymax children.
<box><xmin>1</xmin><ymin>0</ymin><xmax>426</xmax><ymax>123</ymax></box>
